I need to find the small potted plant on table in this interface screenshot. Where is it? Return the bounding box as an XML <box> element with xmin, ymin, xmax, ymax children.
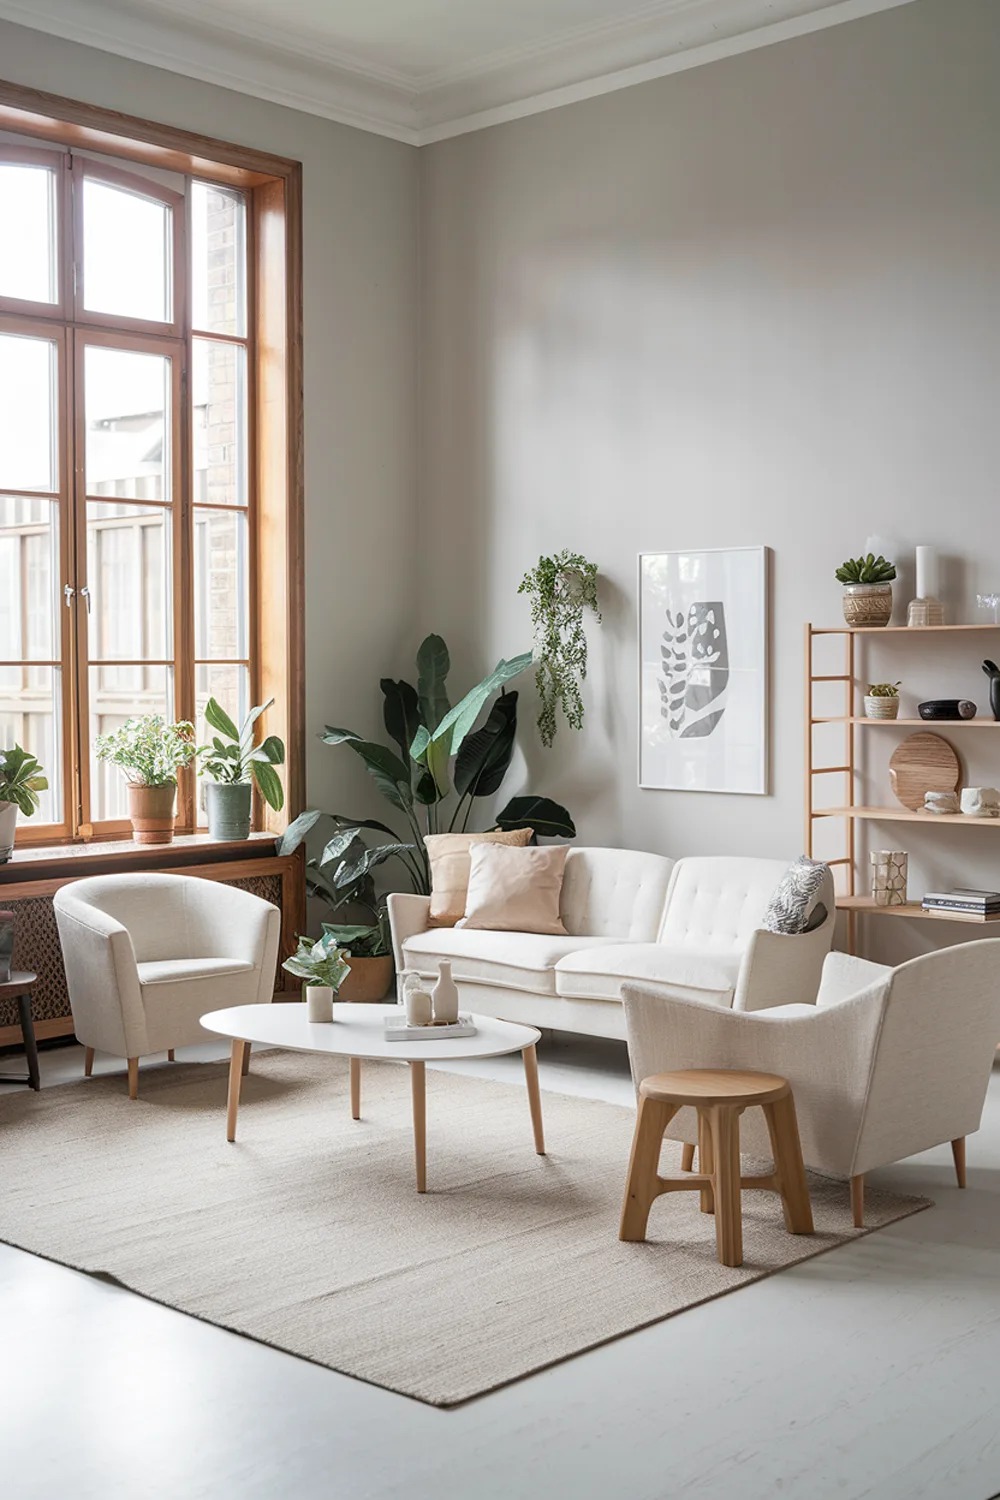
<box><xmin>0</xmin><ymin>745</ymin><xmax>48</xmax><ymax>862</ymax></box>
<box><xmin>865</xmin><ymin>682</ymin><xmax>901</xmax><ymax>720</ymax></box>
<box><xmin>835</xmin><ymin>552</ymin><xmax>897</xmax><ymax>627</ymax></box>
<box><xmin>199</xmin><ymin>697</ymin><xmax>285</xmax><ymax>840</ymax></box>
<box><xmin>95</xmin><ymin>716</ymin><xmax>196</xmax><ymax>844</ymax></box>
<box><xmin>281</xmin><ymin>929</ymin><xmax>352</xmax><ymax>1023</ymax></box>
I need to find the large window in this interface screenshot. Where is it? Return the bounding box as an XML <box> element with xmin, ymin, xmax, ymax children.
<box><xmin>0</xmin><ymin>137</ymin><xmax>276</xmax><ymax>841</ymax></box>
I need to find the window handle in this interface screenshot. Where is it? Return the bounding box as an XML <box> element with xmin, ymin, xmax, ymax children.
<box><xmin>64</xmin><ymin>584</ymin><xmax>76</xmax><ymax>608</ymax></box>
<box><xmin>80</xmin><ymin>585</ymin><xmax>92</xmax><ymax>614</ymax></box>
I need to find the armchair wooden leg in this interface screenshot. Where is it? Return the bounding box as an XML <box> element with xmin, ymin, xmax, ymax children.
<box><xmin>84</xmin><ymin>1047</ymin><xmax>94</xmax><ymax>1078</ymax></box>
<box><xmin>951</xmin><ymin>1137</ymin><xmax>966</xmax><ymax>1188</ymax></box>
<box><xmin>619</xmin><ymin>1096</ymin><xmax>678</xmax><ymax>1242</ymax></box>
<box><xmin>127</xmin><ymin>1057</ymin><xmax>139</xmax><ymax>1100</ymax></box>
<box><xmin>681</xmin><ymin>1141</ymin><xmax>695</xmax><ymax>1173</ymax></box>
<box><xmin>167</xmin><ymin>1049</ymin><xmax>175</xmax><ymax>1062</ymax></box>
<box><xmin>850</xmin><ymin>1174</ymin><xmax>864</xmax><ymax>1228</ymax></box>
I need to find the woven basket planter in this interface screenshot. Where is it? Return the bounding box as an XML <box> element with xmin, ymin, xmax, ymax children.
<box><xmin>842</xmin><ymin>582</ymin><xmax>892</xmax><ymax>627</ymax></box>
<box><xmin>864</xmin><ymin>695</ymin><xmax>900</xmax><ymax>720</ymax></box>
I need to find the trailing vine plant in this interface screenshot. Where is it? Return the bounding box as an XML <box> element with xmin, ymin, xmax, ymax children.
<box><xmin>518</xmin><ymin>550</ymin><xmax>601</xmax><ymax>748</ymax></box>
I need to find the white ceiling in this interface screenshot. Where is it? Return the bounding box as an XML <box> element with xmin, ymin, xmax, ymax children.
<box><xmin>0</xmin><ymin>0</ymin><xmax>916</xmax><ymax>144</ymax></box>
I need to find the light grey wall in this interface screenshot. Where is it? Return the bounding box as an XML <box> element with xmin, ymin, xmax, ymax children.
<box><xmin>0</xmin><ymin>18</ymin><xmax>419</xmax><ymax>819</ymax></box>
<box><xmin>418</xmin><ymin>0</ymin><xmax>1000</xmax><ymax>959</ymax></box>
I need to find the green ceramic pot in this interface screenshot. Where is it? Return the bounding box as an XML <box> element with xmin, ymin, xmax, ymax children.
<box><xmin>206</xmin><ymin>780</ymin><xmax>252</xmax><ymax>841</ymax></box>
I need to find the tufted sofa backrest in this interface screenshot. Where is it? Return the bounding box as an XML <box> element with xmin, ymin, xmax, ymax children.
<box><xmin>657</xmin><ymin>856</ymin><xmax>788</xmax><ymax>953</ymax></box>
<box><xmin>559</xmin><ymin>848</ymin><xmax>675</xmax><ymax>939</ymax></box>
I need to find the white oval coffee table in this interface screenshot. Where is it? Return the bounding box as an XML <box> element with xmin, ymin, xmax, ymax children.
<box><xmin>201</xmin><ymin>1003</ymin><xmax>544</xmax><ymax>1193</ymax></box>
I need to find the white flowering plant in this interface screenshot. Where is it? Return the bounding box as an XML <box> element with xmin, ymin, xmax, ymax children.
<box><xmin>95</xmin><ymin>715</ymin><xmax>197</xmax><ymax>787</ymax></box>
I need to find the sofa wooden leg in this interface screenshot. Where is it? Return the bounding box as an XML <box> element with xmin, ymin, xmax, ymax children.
<box><xmin>84</xmin><ymin>1047</ymin><xmax>94</xmax><ymax>1078</ymax></box>
<box><xmin>681</xmin><ymin>1141</ymin><xmax>695</xmax><ymax>1173</ymax></box>
<box><xmin>850</xmin><ymin>1174</ymin><xmax>864</xmax><ymax>1228</ymax></box>
<box><xmin>951</xmin><ymin>1137</ymin><xmax>966</xmax><ymax>1188</ymax></box>
<box><xmin>127</xmin><ymin>1057</ymin><xmax>139</xmax><ymax>1100</ymax></box>
<box><xmin>167</xmin><ymin>1048</ymin><xmax>175</xmax><ymax>1062</ymax></box>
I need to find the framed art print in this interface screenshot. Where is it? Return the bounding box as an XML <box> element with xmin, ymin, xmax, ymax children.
<box><xmin>639</xmin><ymin>546</ymin><xmax>768</xmax><ymax>794</ymax></box>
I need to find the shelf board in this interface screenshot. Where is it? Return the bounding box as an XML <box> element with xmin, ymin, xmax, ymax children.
<box><xmin>811</xmin><ymin>716</ymin><xmax>999</xmax><ymax>727</ymax></box>
<box><xmin>815</xmin><ymin>806</ymin><xmax>1000</xmax><ymax>825</ymax></box>
<box><xmin>810</xmin><ymin>624</ymin><xmax>1000</xmax><ymax>635</ymax></box>
<box><xmin>838</xmin><ymin>897</ymin><xmax>1000</xmax><ymax>923</ymax></box>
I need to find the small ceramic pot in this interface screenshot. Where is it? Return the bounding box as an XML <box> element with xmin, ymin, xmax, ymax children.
<box><xmin>842</xmin><ymin>583</ymin><xmax>892</xmax><ymax>627</ymax></box>
<box><xmin>127</xmin><ymin>782</ymin><xmax>176</xmax><ymax>844</ymax></box>
<box><xmin>864</xmin><ymin>695</ymin><xmax>899</xmax><ymax>720</ymax></box>
<box><xmin>406</xmin><ymin>986</ymin><xmax>433</xmax><ymax>1026</ymax></box>
<box><xmin>338</xmin><ymin>954</ymin><xmax>394</xmax><ymax>1002</ymax></box>
<box><xmin>870</xmin><ymin>850</ymin><xmax>908</xmax><ymax>906</ymax></box>
<box><xmin>0</xmin><ymin>801</ymin><xmax>16</xmax><ymax>863</ymax></box>
<box><xmin>205</xmin><ymin>780</ymin><xmax>252</xmax><ymax>840</ymax></box>
<box><xmin>305</xmin><ymin>985</ymin><xmax>334</xmax><ymax>1023</ymax></box>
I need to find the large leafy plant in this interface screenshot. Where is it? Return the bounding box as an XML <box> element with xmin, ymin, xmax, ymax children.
<box><xmin>199</xmin><ymin>696</ymin><xmax>286</xmax><ymax>811</ymax></box>
<box><xmin>0</xmin><ymin>745</ymin><xmax>48</xmax><ymax>816</ymax></box>
<box><xmin>279</xmin><ymin>634</ymin><xmax>575</xmax><ymax>909</ymax></box>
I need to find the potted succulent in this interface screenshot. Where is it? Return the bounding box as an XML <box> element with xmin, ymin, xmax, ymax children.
<box><xmin>199</xmin><ymin>697</ymin><xmax>285</xmax><ymax>840</ymax></box>
<box><xmin>835</xmin><ymin>553</ymin><xmax>897</xmax><ymax>627</ymax></box>
<box><xmin>865</xmin><ymin>682</ymin><xmax>901</xmax><ymax>720</ymax></box>
<box><xmin>0</xmin><ymin>745</ymin><xmax>48</xmax><ymax>862</ymax></box>
<box><xmin>281</xmin><ymin>928</ymin><xmax>352</xmax><ymax>1023</ymax></box>
<box><xmin>95</xmin><ymin>715</ymin><xmax>196</xmax><ymax>844</ymax></box>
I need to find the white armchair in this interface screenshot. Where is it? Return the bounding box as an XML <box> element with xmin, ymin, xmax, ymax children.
<box><xmin>54</xmin><ymin>873</ymin><xmax>281</xmax><ymax>1098</ymax></box>
<box><xmin>622</xmin><ymin>940</ymin><xmax>1000</xmax><ymax>1224</ymax></box>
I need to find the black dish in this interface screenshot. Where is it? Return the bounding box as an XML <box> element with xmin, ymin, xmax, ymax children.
<box><xmin>918</xmin><ymin>699</ymin><xmax>977</xmax><ymax>721</ymax></box>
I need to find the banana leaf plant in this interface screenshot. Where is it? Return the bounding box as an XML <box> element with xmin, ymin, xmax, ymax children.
<box><xmin>278</xmin><ymin>634</ymin><xmax>575</xmax><ymax>902</ymax></box>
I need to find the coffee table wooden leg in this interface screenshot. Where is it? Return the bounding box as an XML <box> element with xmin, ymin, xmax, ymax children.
<box><xmin>241</xmin><ymin>1043</ymin><xmax>252</xmax><ymax>1077</ymax></box>
<box><xmin>710</xmin><ymin>1106</ymin><xmax>743</xmax><ymax>1267</ymax></box>
<box><xmin>226</xmin><ymin>1039</ymin><xmax>247</xmax><ymax>1142</ymax></box>
<box><xmin>522</xmin><ymin>1044</ymin><xmax>545</xmax><ymax>1155</ymax></box>
<box><xmin>350</xmin><ymin>1057</ymin><xmax>361</xmax><ymax>1121</ymax></box>
<box><xmin>410</xmin><ymin>1060</ymin><xmax>426</xmax><ymax>1193</ymax></box>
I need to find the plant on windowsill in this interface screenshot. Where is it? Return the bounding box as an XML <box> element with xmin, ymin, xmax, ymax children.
<box><xmin>0</xmin><ymin>745</ymin><xmax>48</xmax><ymax>864</ymax></box>
<box><xmin>518</xmin><ymin>550</ymin><xmax>601</xmax><ymax>747</ymax></box>
<box><xmin>95</xmin><ymin>715</ymin><xmax>197</xmax><ymax>846</ymax></box>
<box><xmin>282</xmin><ymin>929</ymin><xmax>352</xmax><ymax>1023</ymax></box>
<box><xmin>198</xmin><ymin>697</ymin><xmax>285</xmax><ymax>841</ymax></box>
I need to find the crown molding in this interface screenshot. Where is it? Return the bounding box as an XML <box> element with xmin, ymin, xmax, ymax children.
<box><xmin>0</xmin><ymin>0</ymin><xmax>917</xmax><ymax>147</ymax></box>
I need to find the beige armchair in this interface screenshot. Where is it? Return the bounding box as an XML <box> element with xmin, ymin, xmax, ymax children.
<box><xmin>54</xmin><ymin>873</ymin><xmax>280</xmax><ymax>1098</ymax></box>
<box><xmin>623</xmin><ymin>940</ymin><xmax>1000</xmax><ymax>1224</ymax></box>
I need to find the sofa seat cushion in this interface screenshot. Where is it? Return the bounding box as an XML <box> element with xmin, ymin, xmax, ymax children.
<box><xmin>403</xmin><ymin>929</ymin><xmax>613</xmax><ymax>996</ymax></box>
<box><xmin>555</xmin><ymin>944</ymin><xmax>741</xmax><ymax>1004</ymax></box>
<box><xmin>137</xmin><ymin>957</ymin><xmax>254</xmax><ymax>988</ymax></box>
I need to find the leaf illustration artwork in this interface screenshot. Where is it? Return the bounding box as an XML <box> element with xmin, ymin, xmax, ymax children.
<box><xmin>659</xmin><ymin>601</ymin><xmax>729</xmax><ymax>739</ymax></box>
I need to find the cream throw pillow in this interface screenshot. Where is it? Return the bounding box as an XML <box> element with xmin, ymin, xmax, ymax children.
<box><xmin>425</xmin><ymin>828</ymin><xmax>533</xmax><ymax>927</ymax></box>
<box><xmin>459</xmin><ymin>843</ymin><xmax>569</xmax><ymax>935</ymax></box>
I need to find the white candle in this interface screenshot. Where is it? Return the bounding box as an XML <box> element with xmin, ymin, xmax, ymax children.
<box><xmin>915</xmin><ymin>545</ymin><xmax>938</xmax><ymax>599</ymax></box>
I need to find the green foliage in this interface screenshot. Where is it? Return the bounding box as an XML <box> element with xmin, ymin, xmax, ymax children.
<box><xmin>199</xmin><ymin>697</ymin><xmax>285</xmax><ymax>812</ymax></box>
<box><xmin>835</xmin><ymin>553</ymin><xmax>897</xmax><ymax>585</ymax></box>
<box><xmin>518</xmin><ymin>550</ymin><xmax>601</xmax><ymax>748</ymax></box>
<box><xmin>281</xmin><ymin>929</ymin><xmax>352</xmax><ymax>990</ymax></box>
<box><xmin>0</xmin><ymin>745</ymin><xmax>48</xmax><ymax>817</ymax></box>
<box><xmin>95</xmin><ymin>716</ymin><xmax>196</xmax><ymax>787</ymax></box>
<box><xmin>867</xmin><ymin>682</ymin><xmax>901</xmax><ymax>697</ymax></box>
<box><xmin>278</xmin><ymin>634</ymin><xmax>576</xmax><ymax>909</ymax></box>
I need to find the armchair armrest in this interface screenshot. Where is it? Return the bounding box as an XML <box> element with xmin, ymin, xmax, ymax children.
<box><xmin>387</xmin><ymin>892</ymin><xmax>432</xmax><ymax>973</ymax></box>
<box><xmin>732</xmin><ymin>904</ymin><xmax>836</xmax><ymax>1012</ymax></box>
<box><xmin>53</xmin><ymin>896</ymin><xmax>147</xmax><ymax>1057</ymax></box>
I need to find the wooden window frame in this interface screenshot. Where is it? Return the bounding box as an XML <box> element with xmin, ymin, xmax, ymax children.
<box><xmin>0</xmin><ymin>80</ymin><xmax>304</xmax><ymax>848</ymax></box>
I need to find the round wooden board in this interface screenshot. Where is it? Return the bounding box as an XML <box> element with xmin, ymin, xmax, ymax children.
<box><xmin>888</xmin><ymin>731</ymin><xmax>961</xmax><ymax>810</ymax></box>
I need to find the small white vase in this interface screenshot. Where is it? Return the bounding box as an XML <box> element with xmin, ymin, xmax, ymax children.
<box><xmin>305</xmin><ymin>985</ymin><xmax>334</xmax><ymax>1023</ymax></box>
<box><xmin>0</xmin><ymin>801</ymin><xmax>16</xmax><ymax>863</ymax></box>
<box><xmin>432</xmin><ymin>960</ymin><xmax>460</xmax><ymax>1024</ymax></box>
<box><xmin>406</xmin><ymin>986</ymin><xmax>433</xmax><ymax>1026</ymax></box>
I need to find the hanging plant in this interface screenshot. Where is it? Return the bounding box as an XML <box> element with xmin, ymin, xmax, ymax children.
<box><xmin>518</xmin><ymin>550</ymin><xmax>601</xmax><ymax>748</ymax></box>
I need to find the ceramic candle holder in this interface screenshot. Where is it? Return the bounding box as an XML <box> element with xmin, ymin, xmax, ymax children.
<box><xmin>870</xmin><ymin>850</ymin><xmax>908</xmax><ymax>906</ymax></box>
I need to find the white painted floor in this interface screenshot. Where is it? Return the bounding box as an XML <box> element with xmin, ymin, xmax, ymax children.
<box><xmin>2</xmin><ymin>1034</ymin><xmax>1000</xmax><ymax>1500</ymax></box>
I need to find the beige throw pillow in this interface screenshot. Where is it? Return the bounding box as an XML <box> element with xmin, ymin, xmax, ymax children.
<box><xmin>425</xmin><ymin>828</ymin><xmax>533</xmax><ymax>927</ymax></box>
<box><xmin>459</xmin><ymin>843</ymin><xmax>569</xmax><ymax>935</ymax></box>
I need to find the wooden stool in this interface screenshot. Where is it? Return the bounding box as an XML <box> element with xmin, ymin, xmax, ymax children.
<box><xmin>619</xmin><ymin>1068</ymin><xmax>813</xmax><ymax>1267</ymax></box>
<box><xmin>0</xmin><ymin>971</ymin><xmax>41</xmax><ymax>1092</ymax></box>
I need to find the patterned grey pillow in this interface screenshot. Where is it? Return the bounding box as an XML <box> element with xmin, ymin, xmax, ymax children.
<box><xmin>761</xmin><ymin>856</ymin><xmax>830</xmax><ymax>935</ymax></box>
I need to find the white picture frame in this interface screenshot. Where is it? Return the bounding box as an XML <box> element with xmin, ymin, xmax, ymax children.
<box><xmin>638</xmin><ymin>546</ymin><xmax>769</xmax><ymax>795</ymax></box>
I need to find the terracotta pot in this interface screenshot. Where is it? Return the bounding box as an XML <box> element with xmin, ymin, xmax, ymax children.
<box><xmin>338</xmin><ymin>954</ymin><xmax>394</xmax><ymax>1003</ymax></box>
<box><xmin>842</xmin><ymin>583</ymin><xmax>892</xmax><ymax>627</ymax></box>
<box><xmin>127</xmin><ymin>782</ymin><xmax>177</xmax><ymax>845</ymax></box>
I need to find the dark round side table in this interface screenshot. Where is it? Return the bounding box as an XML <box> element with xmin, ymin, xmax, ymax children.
<box><xmin>0</xmin><ymin>971</ymin><xmax>41</xmax><ymax>1092</ymax></box>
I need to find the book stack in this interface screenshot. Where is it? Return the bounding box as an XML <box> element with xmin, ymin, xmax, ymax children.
<box><xmin>921</xmin><ymin>888</ymin><xmax>1000</xmax><ymax>920</ymax></box>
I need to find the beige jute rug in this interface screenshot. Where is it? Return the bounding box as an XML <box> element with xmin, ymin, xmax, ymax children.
<box><xmin>0</xmin><ymin>1050</ymin><xmax>929</xmax><ymax>1405</ymax></box>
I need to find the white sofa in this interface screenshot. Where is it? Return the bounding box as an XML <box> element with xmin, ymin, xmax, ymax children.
<box><xmin>388</xmin><ymin>850</ymin><xmax>835</xmax><ymax>1040</ymax></box>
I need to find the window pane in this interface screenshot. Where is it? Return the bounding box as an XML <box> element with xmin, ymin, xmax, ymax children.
<box><xmin>90</xmin><ymin>664</ymin><xmax>172</xmax><ymax>821</ymax></box>
<box><xmin>85</xmin><ymin>346</ymin><xmax>170</xmax><ymax>502</ymax></box>
<box><xmin>0</xmin><ymin>496</ymin><xmax>59</xmax><ymax>661</ymax></box>
<box><xmin>87</xmin><ymin>501</ymin><xmax>170</xmax><ymax>661</ymax></box>
<box><xmin>0</xmin><ymin>332</ymin><xmax>57</xmax><ymax>492</ymax></box>
<box><xmin>0</xmin><ymin>164</ymin><xmax>57</xmax><ymax>305</ymax></box>
<box><xmin>194</xmin><ymin>508</ymin><xmax>248</xmax><ymax>660</ymax></box>
<box><xmin>192</xmin><ymin>339</ymin><xmax>247</xmax><ymax>507</ymax></box>
<box><xmin>83</xmin><ymin>177</ymin><xmax>171</xmax><ymax>323</ymax></box>
<box><xmin>195</xmin><ymin>663</ymin><xmax>249</xmax><ymax>826</ymax></box>
<box><xmin>192</xmin><ymin>182</ymin><xmax>246</xmax><ymax>336</ymax></box>
<box><xmin>0</xmin><ymin>666</ymin><xmax>62</xmax><ymax>822</ymax></box>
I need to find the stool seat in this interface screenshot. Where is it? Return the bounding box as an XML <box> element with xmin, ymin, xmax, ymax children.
<box><xmin>639</xmin><ymin>1069</ymin><xmax>790</xmax><ymax>1108</ymax></box>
